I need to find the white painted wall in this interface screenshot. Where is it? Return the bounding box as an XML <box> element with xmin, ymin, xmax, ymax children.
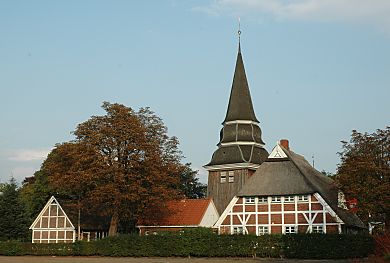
<box><xmin>199</xmin><ymin>202</ymin><xmax>219</xmax><ymax>227</ymax></box>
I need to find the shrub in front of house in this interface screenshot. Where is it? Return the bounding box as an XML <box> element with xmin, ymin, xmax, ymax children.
<box><xmin>0</xmin><ymin>232</ymin><xmax>374</xmax><ymax>259</ymax></box>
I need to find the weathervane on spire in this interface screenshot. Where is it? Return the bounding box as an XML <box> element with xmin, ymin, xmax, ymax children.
<box><xmin>238</xmin><ymin>17</ymin><xmax>241</xmax><ymax>52</ymax></box>
<box><xmin>238</xmin><ymin>17</ymin><xmax>241</xmax><ymax>41</ymax></box>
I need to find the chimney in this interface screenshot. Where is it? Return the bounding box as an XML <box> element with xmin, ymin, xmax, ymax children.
<box><xmin>279</xmin><ymin>139</ymin><xmax>289</xmax><ymax>150</ymax></box>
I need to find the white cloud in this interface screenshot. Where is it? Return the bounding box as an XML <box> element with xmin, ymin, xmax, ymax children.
<box><xmin>195</xmin><ymin>0</ymin><xmax>390</xmax><ymax>33</ymax></box>
<box><xmin>8</xmin><ymin>148</ymin><xmax>51</xmax><ymax>162</ymax></box>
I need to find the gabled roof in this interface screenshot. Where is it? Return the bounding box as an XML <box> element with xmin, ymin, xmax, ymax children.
<box><xmin>238</xmin><ymin>143</ymin><xmax>365</xmax><ymax>229</ymax></box>
<box><xmin>223</xmin><ymin>45</ymin><xmax>259</xmax><ymax>124</ymax></box>
<box><xmin>29</xmin><ymin>196</ymin><xmax>75</xmax><ymax>230</ymax></box>
<box><xmin>138</xmin><ymin>199</ymin><xmax>217</xmax><ymax>227</ymax></box>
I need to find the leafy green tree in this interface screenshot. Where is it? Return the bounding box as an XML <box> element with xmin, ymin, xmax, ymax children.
<box><xmin>20</xmin><ymin>170</ymin><xmax>52</xmax><ymax>220</ymax></box>
<box><xmin>179</xmin><ymin>163</ymin><xmax>207</xmax><ymax>199</ymax></box>
<box><xmin>335</xmin><ymin>127</ymin><xmax>390</xmax><ymax>230</ymax></box>
<box><xmin>42</xmin><ymin>102</ymin><xmax>183</xmax><ymax>236</ymax></box>
<box><xmin>0</xmin><ymin>178</ymin><xmax>30</xmax><ymax>241</ymax></box>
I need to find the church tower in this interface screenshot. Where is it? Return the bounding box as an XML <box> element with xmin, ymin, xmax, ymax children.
<box><xmin>204</xmin><ymin>36</ymin><xmax>269</xmax><ymax>214</ymax></box>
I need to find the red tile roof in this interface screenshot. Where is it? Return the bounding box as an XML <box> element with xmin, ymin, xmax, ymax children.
<box><xmin>141</xmin><ymin>199</ymin><xmax>213</xmax><ymax>226</ymax></box>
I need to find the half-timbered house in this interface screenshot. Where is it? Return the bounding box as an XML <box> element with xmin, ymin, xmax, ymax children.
<box><xmin>214</xmin><ymin>140</ymin><xmax>365</xmax><ymax>235</ymax></box>
<box><xmin>30</xmin><ymin>196</ymin><xmax>76</xmax><ymax>243</ymax></box>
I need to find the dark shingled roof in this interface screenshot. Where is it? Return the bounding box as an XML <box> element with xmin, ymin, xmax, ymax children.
<box><xmin>223</xmin><ymin>46</ymin><xmax>259</xmax><ymax>124</ymax></box>
<box><xmin>238</xmin><ymin>145</ymin><xmax>365</xmax><ymax>229</ymax></box>
<box><xmin>205</xmin><ymin>44</ymin><xmax>268</xmax><ymax>167</ymax></box>
<box><xmin>207</xmin><ymin>145</ymin><xmax>268</xmax><ymax>166</ymax></box>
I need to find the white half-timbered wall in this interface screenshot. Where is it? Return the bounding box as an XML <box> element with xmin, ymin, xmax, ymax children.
<box><xmin>215</xmin><ymin>193</ymin><xmax>344</xmax><ymax>235</ymax></box>
<box><xmin>30</xmin><ymin>196</ymin><xmax>76</xmax><ymax>243</ymax></box>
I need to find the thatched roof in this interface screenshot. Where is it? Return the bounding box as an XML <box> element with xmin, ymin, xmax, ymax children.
<box><xmin>238</xmin><ymin>143</ymin><xmax>365</xmax><ymax>229</ymax></box>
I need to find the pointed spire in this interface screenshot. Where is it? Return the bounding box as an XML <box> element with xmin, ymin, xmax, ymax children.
<box><xmin>223</xmin><ymin>29</ymin><xmax>259</xmax><ymax>124</ymax></box>
<box><xmin>205</xmin><ymin>27</ymin><xmax>268</xmax><ymax>169</ymax></box>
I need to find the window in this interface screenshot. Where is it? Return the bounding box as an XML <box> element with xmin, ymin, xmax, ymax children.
<box><xmin>258</xmin><ymin>226</ymin><xmax>269</xmax><ymax>235</ymax></box>
<box><xmin>298</xmin><ymin>195</ymin><xmax>308</xmax><ymax>202</ymax></box>
<box><xmin>271</xmin><ymin>196</ymin><xmax>281</xmax><ymax>203</ymax></box>
<box><xmin>258</xmin><ymin>197</ymin><xmax>268</xmax><ymax>203</ymax></box>
<box><xmin>245</xmin><ymin>197</ymin><xmax>255</xmax><ymax>204</ymax></box>
<box><xmin>220</xmin><ymin>172</ymin><xmax>227</xmax><ymax>183</ymax></box>
<box><xmin>233</xmin><ymin>227</ymin><xmax>243</xmax><ymax>235</ymax></box>
<box><xmin>285</xmin><ymin>226</ymin><xmax>297</xmax><ymax>234</ymax></box>
<box><xmin>228</xmin><ymin>171</ymin><xmax>234</xmax><ymax>183</ymax></box>
<box><xmin>312</xmin><ymin>225</ymin><xmax>324</xmax><ymax>233</ymax></box>
<box><xmin>284</xmin><ymin>196</ymin><xmax>295</xmax><ymax>203</ymax></box>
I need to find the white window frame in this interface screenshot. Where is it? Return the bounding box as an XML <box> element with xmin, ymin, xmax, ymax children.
<box><xmin>233</xmin><ymin>227</ymin><xmax>243</xmax><ymax>235</ymax></box>
<box><xmin>312</xmin><ymin>225</ymin><xmax>324</xmax><ymax>233</ymax></box>
<box><xmin>258</xmin><ymin>197</ymin><xmax>268</xmax><ymax>203</ymax></box>
<box><xmin>284</xmin><ymin>196</ymin><xmax>295</xmax><ymax>203</ymax></box>
<box><xmin>298</xmin><ymin>195</ymin><xmax>309</xmax><ymax>202</ymax></box>
<box><xmin>220</xmin><ymin>171</ymin><xmax>227</xmax><ymax>183</ymax></box>
<box><xmin>258</xmin><ymin>226</ymin><xmax>269</xmax><ymax>235</ymax></box>
<box><xmin>271</xmin><ymin>196</ymin><xmax>281</xmax><ymax>203</ymax></box>
<box><xmin>228</xmin><ymin>171</ymin><xmax>234</xmax><ymax>183</ymax></box>
<box><xmin>285</xmin><ymin>225</ymin><xmax>297</xmax><ymax>234</ymax></box>
<box><xmin>245</xmin><ymin>197</ymin><xmax>255</xmax><ymax>204</ymax></box>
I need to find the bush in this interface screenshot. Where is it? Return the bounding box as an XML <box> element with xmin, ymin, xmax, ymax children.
<box><xmin>283</xmin><ymin>234</ymin><xmax>374</xmax><ymax>259</ymax></box>
<box><xmin>0</xmin><ymin>241</ymin><xmax>25</xmax><ymax>256</ymax></box>
<box><xmin>0</xmin><ymin>232</ymin><xmax>374</xmax><ymax>259</ymax></box>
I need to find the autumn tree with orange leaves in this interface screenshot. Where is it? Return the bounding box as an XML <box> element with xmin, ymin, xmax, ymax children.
<box><xmin>42</xmin><ymin>102</ymin><xmax>184</xmax><ymax>235</ymax></box>
<box><xmin>335</xmin><ymin>127</ymin><xmax>390</xmax><ymax>231</ymax></box>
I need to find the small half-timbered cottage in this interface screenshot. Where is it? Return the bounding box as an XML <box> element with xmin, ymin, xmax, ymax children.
<box><xmin>30</xmin><ymin>196</ymin><xmax>76</xmax><ymax>243</ymax></box>
<box><xmin>214</xmin><ymin>140</ymin><xmax>365</xmax><ymax>235</ymax></box>
<box><xmin>137</xmin><ymin>199</ymin><xmax>219</xmax><ymax>235</ymax></box>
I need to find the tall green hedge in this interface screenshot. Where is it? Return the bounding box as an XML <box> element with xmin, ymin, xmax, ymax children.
<box><xmin>0</xmin><ymin>231</ymin><xmax>374</xmax><ymax>259</ymax></box>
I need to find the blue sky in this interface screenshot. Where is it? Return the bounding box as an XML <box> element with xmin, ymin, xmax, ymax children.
<box><xmin>1</xmin><ymin>0</ymin><xmax>389</xmax><ymax>184</ymax></box>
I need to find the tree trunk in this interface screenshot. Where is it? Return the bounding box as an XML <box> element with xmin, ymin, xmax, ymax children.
<box><xmin>108</xmin><ymin>210</ymin><xmax>119</xmax><ymax>236</ymax></box>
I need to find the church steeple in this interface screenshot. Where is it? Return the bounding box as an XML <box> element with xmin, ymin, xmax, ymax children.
<box><xmin>223</xmin><ymin>43</ymin><xmax>259</xmax><ymax>124</ymax></box>
<box><xmin>205</xmin><ymin>37</ymin><xmax>268</xmax><ymax>169</ymax></box>
<box><xmin>204</xmin><ymin>33</ymin><xmax>269</xmax><ymax>214</ymax></box>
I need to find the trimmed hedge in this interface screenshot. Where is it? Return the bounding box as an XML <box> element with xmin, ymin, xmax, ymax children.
<box><xmin>0</xmin><ymin>231</ymin><xmax>374</xmax><ymax>259</ymax></box>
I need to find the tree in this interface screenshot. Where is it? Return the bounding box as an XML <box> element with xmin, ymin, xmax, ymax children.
<box><xmin>179</xmin><ymin>163</ymin><xmax>207</xmax><ymax>199</ymax></box>
<box><xmin>20</xmin><ymin>170</ymin><xmax>53</xmax><ymax>220</ymax></box>
<box><xmin>42</xmin><ymin>102</ymin><xmax>182</xmax><ymax>236</ymax></box>
<box><xmin>0</xmin><ymin>178</ymin><xmax>30</xmax><ymax>241</ymax></box>
<box><xmin>335</xmin><ymin>127</ymin><xmax>390</xmax><ymax>230</ymax></box>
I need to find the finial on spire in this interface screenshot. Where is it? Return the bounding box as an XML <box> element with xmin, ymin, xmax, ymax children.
<box><xmin>238</xmin><ymin>17</ymin><xmax>241</xmax><ymax>52</ymax></box>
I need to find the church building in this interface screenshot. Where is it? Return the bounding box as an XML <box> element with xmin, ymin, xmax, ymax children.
<box><xmin>205</xmin><ymin>34</ymin><xmax>365</xmax><ymax>234</ymax></box>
